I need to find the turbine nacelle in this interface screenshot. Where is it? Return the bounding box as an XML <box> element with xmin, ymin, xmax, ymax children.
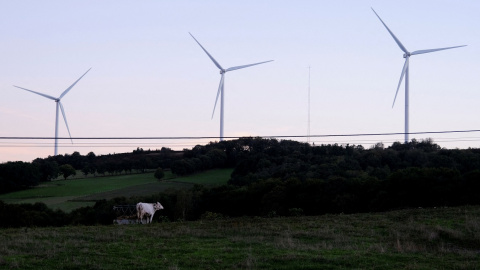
<box><xmin>372</xmin><ymin>7</ymin><xmax>466</xmax><ymax>143</ymax></box>
<box><xmin>189</xmin><ymin>32</ymin><xmax>273</xmax><ymax>141</ymax></box>
<box><xmin>14</xmin><ymin>68</ymin><xmax>91</xmax><ymax>155</ymax></box>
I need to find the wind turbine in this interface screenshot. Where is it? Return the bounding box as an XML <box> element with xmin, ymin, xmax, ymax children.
<box><xmin>372</xmin><ymin>8</ymin><xmax>466</xmax><ymax>143</ymax></box>
<box><xmin>14</xmin><ymin>68</ymin><xmax>91</xmax><ymax>156</ymax></box>
<box><xmin>189</xmin><ymin>32</ymin><xmax>273</xmax><ymax>141</ymax></box>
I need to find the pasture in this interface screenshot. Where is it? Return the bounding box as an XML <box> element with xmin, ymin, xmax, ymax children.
<box><xmin>0</xmin><ymin>169</ymin><xmax>233</xmax><ymax>212</ymax></box>
<box><xmin>0</xmin><ymin>206</ymin><xmax>479</xmax><ymax>269</ymax></box>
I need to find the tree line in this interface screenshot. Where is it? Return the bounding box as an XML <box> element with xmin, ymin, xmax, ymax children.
<box><xmin>1</xmin><ymin>137</ymin><xmax>480</xmax><ymax>226</ymax></box>
<box><xmin>0</xmin><ymin>147</ymin><xmax>179</xmax><ymax>194</ymax></box>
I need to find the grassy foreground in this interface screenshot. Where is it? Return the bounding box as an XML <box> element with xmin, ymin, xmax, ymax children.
<box><xmin>1</xmin><ymin>206</ymin><xmax>480</xmax><ymax>269</ymax></box>
<box><xmin>0</xmin><ymin>169</ymin><xmax>233</xmax><ymax>212</ymax></box>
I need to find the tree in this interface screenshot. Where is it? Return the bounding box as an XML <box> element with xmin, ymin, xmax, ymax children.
<box><xmin>81</xmin><ymin>163</ymin><xmax>94</xmax><ymax>177</ymax></box>
<box><xmin>0</xmin><ymin>162</ymin><xmax>41</xmax><ymax>193</ymax></box>
<box><xmin>67</xmin><ymin>151</ymin><xmax>84</xmax><ymax>169</ymax></box>
<box><xmin>86</xmin><ymin>151</ymin><xmax>96</xmax><ymax>160</ymax></box>
<box><xmin>154</xmin><ymin>168</ymin><xmax>165</xmax><ymax>181</ymax></box>
<box><xmin>96</xmin><ymin>161</ymin><xmax>106</xmax><ymax>176</ymax></box>
<box><xmin>32</xmin><ymin>158</ymin><xmax>59</xmax><ymax>182</ymax></box>
<box><xmin>171</xmin><ymin>159</ymin><xmax>195</xmax><ymax>176</ymax></box>
<box><xmin>206</xmin><ymin>149</ymin><xmax>227</xmax><ymax>168</ymax></box>
<box><xmin>59</xmin><ymin>164</ymin><xmax>76</xmax><ymax>180</ymax></box>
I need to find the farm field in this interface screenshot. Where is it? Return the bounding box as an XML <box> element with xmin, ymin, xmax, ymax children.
<box><xmin>0</xmin><ymin>168</ymin><xmax>233</xmax><ymax>212</ymax></box>
<box><xmin>0</xmin><ymin>206</ymin><xmax>479</xmax><ymax>269</ymax></box>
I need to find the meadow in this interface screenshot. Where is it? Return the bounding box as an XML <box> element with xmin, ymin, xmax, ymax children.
<box><xmin>1</xmin><ymin>166</ymin><xmax>480</xmax><ymax>269</ymax></box>
<box><xmin>0</xmin><ymin>169</ymin><xmax>233</xmax><ymax>212</ymax></box>
<box><xmin>0</xmin><ymin>206</ymin><xmax>479</xmax><ymax>269</ymax></box>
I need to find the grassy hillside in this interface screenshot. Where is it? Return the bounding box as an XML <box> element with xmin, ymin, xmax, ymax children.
<box><xmin>0</xmin><ymin>206</ymin><xmax>479</xmax><ymax>269</ymax></box>
<box><xmin>0</xmin><ymin>168</ymin><xmax>233</xmax><ymax>212</ymax></box>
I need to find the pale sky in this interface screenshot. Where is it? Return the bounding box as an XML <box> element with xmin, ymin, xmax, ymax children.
<box><xmin>1</xmin><ymin>1</ymin><xmax>479</xmax><ymax>163</ymax></box>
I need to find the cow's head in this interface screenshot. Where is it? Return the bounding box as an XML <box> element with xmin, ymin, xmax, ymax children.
<box><xmin>154</xmin><ymin>202</ymin><xmax>164</xmax><ymax>210</ymax></box>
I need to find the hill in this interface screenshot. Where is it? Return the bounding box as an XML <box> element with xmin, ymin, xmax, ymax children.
<box><xmin>0</xmin><ymin>206</ymin><xmax>479</xmax><ymax>269</ymax></box>
<box><xmin>2</xmin><ymin>137</ymin><xmax>480</xmax><ymax>224</ymax></box>
<box><xmin>0</xmin><ymin>169</ymin><xmax>232</xmax><ymax>212</ymax></box>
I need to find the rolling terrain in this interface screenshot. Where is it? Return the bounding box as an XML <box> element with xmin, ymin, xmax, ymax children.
<box><xmin>0</xmin><ymin>169</ymin><xmax>232</xmax><ymax>212</ymax></box>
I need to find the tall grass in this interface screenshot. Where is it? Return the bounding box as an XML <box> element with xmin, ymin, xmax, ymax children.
<box><xmin>0</xmin><ymin>206</ymin><xmax>479</xmax><ymax>269</ymax></box>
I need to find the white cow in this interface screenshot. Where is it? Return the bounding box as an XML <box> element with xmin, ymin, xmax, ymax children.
<box><xmin>136</xmin><ymin>202</ymin><xmax>164</xmax><ymax>224</ymax></box>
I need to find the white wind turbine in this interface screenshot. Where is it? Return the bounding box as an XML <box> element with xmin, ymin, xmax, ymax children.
<box><xmin>14</xmin><ymin>68</ymin><xmax>91</xmax><ymax>156</ymax></box>
<box><xmin>189</xmin><ymin>32</ymin><xmax>273</xmax><ymax>141</ymax></box>
<box><xmin>372</xmin><ymin>8</ymin><xmax>466</xmax><ymax>143</ymax></box>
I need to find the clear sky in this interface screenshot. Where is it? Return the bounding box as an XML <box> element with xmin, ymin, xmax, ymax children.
<box><xmin>1</xmin><ymin>0</ymin><xmax>479</xmax><ymax>163</ymax></box>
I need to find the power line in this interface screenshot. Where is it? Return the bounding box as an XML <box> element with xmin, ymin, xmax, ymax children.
<box><xmin>2</xmin><ymin>129</ymin><xmax>480</xmax><ymax>140</ymax></box>
<box><xmin>1</xmin><ymin>129</ymin><xmax>480</xmax><ymax>153</ymax></box>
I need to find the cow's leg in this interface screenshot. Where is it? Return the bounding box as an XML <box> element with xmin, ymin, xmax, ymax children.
<box><xmin>144</xmin><ymin>213</ymin><xmax>149</xmax><ymax>224</ymax></box>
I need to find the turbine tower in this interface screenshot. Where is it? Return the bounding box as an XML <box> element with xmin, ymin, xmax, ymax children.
<box><xmin>189</xmin><ymin>32</ymin><xmax>273</xmax><ymax>141</ymax></box>
<box><xmin>372</xmin><ymin>8</ymin><xmax>466</xmax><ymax>143</ymax></box>
<box><xmin>14</xmin><ymin>68</ymin><xmax>91</xmax><ymax>156</ymax></box>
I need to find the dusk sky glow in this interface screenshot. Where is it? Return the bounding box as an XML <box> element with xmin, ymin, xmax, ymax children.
<box><xmin>1</xmin><ymin>1</ymin><xmax>479</xmax><ymax>163</ymax></box>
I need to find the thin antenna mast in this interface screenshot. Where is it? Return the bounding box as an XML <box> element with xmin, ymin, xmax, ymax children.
<box><xmin>307</xmin><ymin>66</ymin><xmax>311</xmax><ymax>144</ymax></box>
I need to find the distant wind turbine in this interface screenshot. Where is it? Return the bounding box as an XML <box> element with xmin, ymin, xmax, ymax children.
<box><xmin>14</xmin><ymin>68</ymin><xmax>91</xmax><ymax>156</ymax></box>
<box><xmin>189</xmin><ymin>32</ymin><xmax>273</xmax><ymax>141</ymax></box>
<box><xmin>372</xmin><ymin>8</ymin><xmax>466</xmax><ymax>143</ymax></box>
<box><xmin>307</xmin><ymin>66</ymin><xmax>311</xmax><ymax>144</ymax></box>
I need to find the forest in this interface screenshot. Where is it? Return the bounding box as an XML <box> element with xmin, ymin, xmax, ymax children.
<box><xmin>1</xmin><ymin>137</ymin><xmax>480</xmax><ymax>227</ymax></box>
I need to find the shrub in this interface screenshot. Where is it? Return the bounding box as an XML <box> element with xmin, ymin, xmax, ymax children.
<box><xmin>154</xmin><ymin>167</ymin><xmax>165</xmax><ymax>180</ymax></box>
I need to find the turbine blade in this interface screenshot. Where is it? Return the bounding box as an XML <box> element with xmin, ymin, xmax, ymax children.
<box><xmin>189</xmin><ymin>32</ymin><xmax>224</xmax><ymax>70</ymax></box>
<box><xmin>59</xmin><ymin>68</ymin><xmax>92</xmax><ymax>99</ymax></box>
<box><xmin>371</xmin><ymin>8</ymin><xmax>409</xmax><ymax>54</ymax></box>
<box><xmin>226</xmin><ymin>60</ymin><xmax>274</xmax><ymax>72</ymax></box>
<box><xmin>13</xmin><ymin>86</ymin><xmax>57</xmax><ymax>100</ymax></box>
<box><xmin>58</xmin><ymin>101</ymin><xmax>73</xmax><ymax>143</ymax></box>
<box><xmin>411</xmin><ymin>45</ymin><xmax>467</xmax><ymax>55</ymax></box>
<box><xmin>392</xmin><ymin>57</ymin><xmax>409</xmax><ymax>108</ymax></box>
<box><xmin>212</xmin><ymin>74</ymin><xmax>224</xmax><ymax>119</ymax></box>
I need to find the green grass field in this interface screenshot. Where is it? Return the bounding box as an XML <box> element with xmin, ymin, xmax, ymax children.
<box><xmin>0</xmin><ymin>206</ymin><xmax>479</xmax><ymax>269</ymax></box>
<box><xmin>0</xmin><ymin>168</ymin><xmax>233</xmax><ymax>212</ymax></box>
